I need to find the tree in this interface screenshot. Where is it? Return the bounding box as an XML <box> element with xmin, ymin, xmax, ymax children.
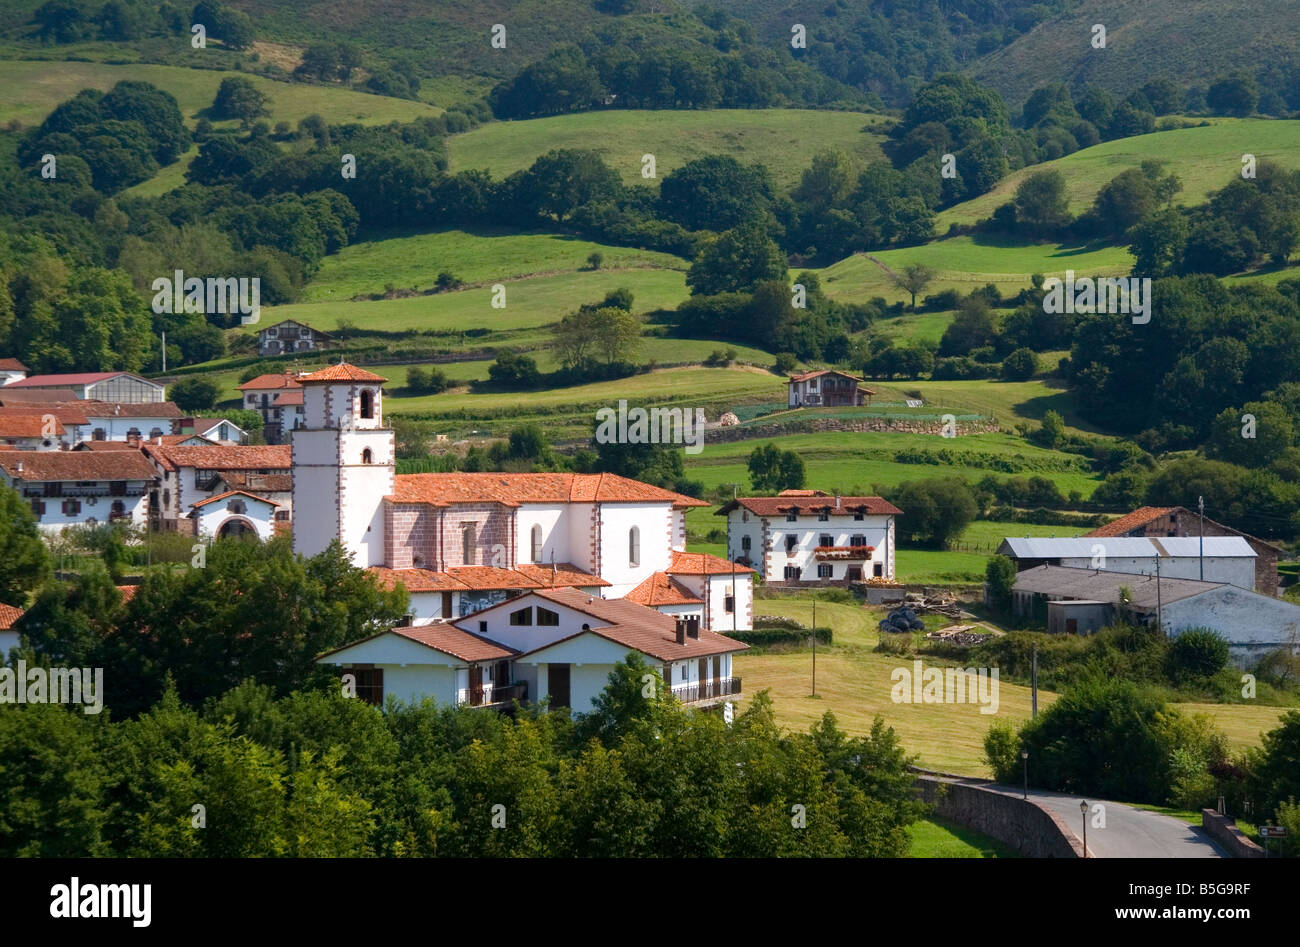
<box><xmin>1167</xmin><ymin>629</ymin><xmax>1230</xmax><ymax>681</ymax></box>
<box><xmin>586</xmin><ymin>252</ymin><xmax>603</xmax><ymax>270</ymax></box>
<box><xmin>891</xmin><ymin>263</ymin><xmax>936</xmax><ymax>310</ymax></box>
<box><xmin>1012</xmin><ymin>170</ymin><xmax>1071</xmax><ymax>237</ymax></box>
<box><xmin>552</xmin><ymin>307</ymin><xmax>640</xmax><ymax>369</ymax></box>
<box><xmin>1001</xmin><ymin>347</ymin><xmax>1038</xmax><ymax>380</ymax></box>
<box><xmin>1127</xmin><ymin>207</ymin><xmax>1188</xmax><ymax>277</ymax></box>
<box><xmin>686</xmin><ymin>220</ymin><xmax>788</xmax><ymax>296</ymax></box>
<box><xmin>747</xmin><ymin>443</ymin><xmax>806</xmax><ymax>492</ymax></box>
<box><xmin>890</xmin><ymin>477</ymin><xmax>977</xmax><ymax>548</ymax></box>
<box><xmin>985</xmin><ymin>555</ymin><xmax>1017</xmax><ymax>611</ymax></box>
<box><xmin>1039</xmin><ymin>410</ymin><xmax>1066</xmax><ymax>449</ymax></box>
<box><xmin>488</xmin><ymin>352</ymin><xmax>542</xmax><ymax>389</ymax></box>
<box><xmin>938</xmin><ymin>295</ymin><xmax>998</xmax><ymax>357</ymax></box>
<box><xmin>1207</xmin><ymin>72</ymin><xmax>1259</xmax><ymax>116</ymax></box>
<box><xmin>658</xmin><ymin>155</ymin><xmax>773</xmax><ymax>232</ymax></box>
<box><xmin>169</xmin><ymin>376</ymin><xmax>219</xmax><ymax>412</ymax></box>
<box><xmin>211</xmin><ymin>76</ymin><xmax>269</xmax><ymax>125</ymax></box>
<box><xmin>0</xmin><ymin>485</ymin><xmax>51</xmax><ymax>608</ymax></box>
<box><xmin>519</xmin><ymin>149</ymin><xmax>621</xmax><ymax>223</ymax></box>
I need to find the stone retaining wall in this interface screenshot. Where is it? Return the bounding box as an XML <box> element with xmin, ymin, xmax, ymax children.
<box><xmin>914</xmin><ymin>772</ymin><xmax>1086</xmax><ymax>858</ymax></box>
<box><xmin>1200</xmin><ymin>809</ymin><xmax>1265</xmax><ymax>858</ymax></box>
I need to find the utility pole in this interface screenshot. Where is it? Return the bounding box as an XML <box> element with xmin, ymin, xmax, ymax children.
<box><xmin>811</xmin><ymin>593</ymin><xmax>817</xmax><ymax>698</ymax></box>
<box><xmin>731</xmin><ymin>484</ymin><xmax>737</xmax><ymax>635</ymax></box>
<box><xmin>161</xmin><ymin>330</ymin><xmax>166</xmax><ymax>373</ymax></box>
<box><xmin>1031</xmin><ymin>640</ymin><xmax>1038</xmax><ymax>719</ymax></box>
<box><xmin>1155</xmin><ymin>555</ymin><xmax>1163</xmax><ymax>633</ymax></box>
<box><xmin>1198</xmin><ymin>495</ymin><xmax>1205</xmax><ymax>581</ymax></box>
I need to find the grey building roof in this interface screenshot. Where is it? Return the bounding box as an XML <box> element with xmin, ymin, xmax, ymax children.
<box><xmin>1013</xmin><ymin>565</ymin><xmax>1221</xmax><ymax>610</ymax></box>
<box><xmin>998</xmin><ymin>536</ymin><xmax>1255</xmax><ymax>559</ymax></box>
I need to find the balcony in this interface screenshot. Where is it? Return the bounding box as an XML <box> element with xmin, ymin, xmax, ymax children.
<box><xmin>814</xmin><ymin>545</ymin><xmax>874</xmax><ymax>561</ymax></box>
<box><xmin>672</xmin><ymin>677</ymin><xmax>742</xmax><ymax>705</ymax></box>
<box><xmin>457</xmin><ymin>681</ymin><xmax>528</xmax><ymax>708</ymax></box>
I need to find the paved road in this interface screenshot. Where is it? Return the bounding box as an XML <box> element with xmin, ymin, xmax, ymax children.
<box><xmin>983</xmin><ymin>782</ymin><xmax>1230</xmax><ymax>858</ymax></box>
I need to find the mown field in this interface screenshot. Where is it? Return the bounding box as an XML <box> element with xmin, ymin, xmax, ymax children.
<box><xmin>734</xmin><ymin>597</ymin><xmax>1288</xmax><ymax>775</ymax></box>
<box><xmin>936</xmin><ymin>119</ymin><xmax>1300</xmax><ymax>229</ymax></box>
<box><xmin>815</xmin><ymin>235</ymin><xmax>1133</xmax><ymax>307</ymax></box>
<box><xmin>447</xmin><ymin>108</ymin><xmax>891</xmax><ymax>189</ymax></box>
<box><xmin>0</xmin><ymin>59</ymin><xmax>441</xmax><ymax>130</ymax></box>
<box><xmin>300</xmin><ymin>228</ymin><xmax>687</xmax><ymax>302</ymax></box>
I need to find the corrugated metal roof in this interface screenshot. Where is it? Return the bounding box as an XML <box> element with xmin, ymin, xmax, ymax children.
<box><xmin>998</xmin><ymin>536</ymin><xmax>1255</xmax><ymax>559</ymax></box>
<box><xmin>1014</xmin><ymin>565</ymin><xmax>1219</xmax><ymax>608</ymax></box>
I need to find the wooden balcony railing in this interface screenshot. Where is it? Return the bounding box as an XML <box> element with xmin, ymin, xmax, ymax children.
<box><xmin>671</xmin><ymin>677</ymin><xmax>742</xmax><ymax>704</ymax></box>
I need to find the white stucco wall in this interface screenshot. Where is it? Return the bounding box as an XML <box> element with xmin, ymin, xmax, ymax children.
<box><xmin>193</xmin><ymin>498</ymin><xmax>277</xmax><ymax>541</ymax></box>
<box><xmin>1162</xmin><ymin>586</ymin><xmax>1300</xmax><ymax>666</ymax></box>
<box><xmin>1058</xmin><ymin>556</ymin><xmax>1255</xmax><ymax>591</ymax></box>
<box><xmin>515</xmin><ymin>503</ymin><xmax>570</xmax><ymax>565</ymax></box>
<box><xmin>599</xmin><ymin>502</ymin><xmax>673</xmax><ymax>596</ymax></box>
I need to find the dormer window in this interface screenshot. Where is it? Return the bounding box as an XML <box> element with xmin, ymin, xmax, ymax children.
<box><xmin>785</xmin><ymin>511</ymin><xmax>797</xmax><ymax>522</ymax></box>
<box><xmin>817</xmin><ymin>511</ymin><xmax>829</xmax><ymax>522</ymax></box>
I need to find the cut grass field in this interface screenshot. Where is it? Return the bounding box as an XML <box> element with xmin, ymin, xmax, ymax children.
<box><xmin>447</xmin><ymin>108</ymin><xmax>890</xmax><ymax>190</ymax></box>
<box><xmin>0</xmin><ymin>60</ymin><xmax>441</xmax><ymax>130</ymax></box>
<box><xmin>735</xmin><ymin>597</ymin><xmax>1289</xmax><ymax>775</ymax></box>
<box><xmin>905</xmin><ymin>818</ymin><xmax>1021</xmax><ymax>857</ymax></box>
<box><xmin>936</xmin><ymin>119</ymin><xmax>1300</xmax><ymax>230</ymax></box>
<box><xmin>816</xmin><ymin>235</ymin><xmax>1133</xmax><ymax>307</ymax></box>
<box><xmin>301</xmin><ymin>228</ymin><xmax>688</xmax><ymax>302</ymax></box>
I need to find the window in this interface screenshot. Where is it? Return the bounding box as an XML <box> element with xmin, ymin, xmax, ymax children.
<box><xmin>462</xmin><ymin>523</ymin><xmax>475</xmax><ymax>563</ymax></box>
<box><xmin>817</xmin><ymin>510</ymin><xmax>829</xmax><ymax>522</ymax></box>
<box><xmin>359</xmin><ymin>389</ymin><xmax>374</xmax><ymax>420</ymax></box>
<box><xmin>44</xmin><ymin>482</ymin><xmax>62</xmax><ymax>498</ymax></box>
<box><xmin>109</xmin><ymin>481</ymin><xmax>126</xmax><ymax>496</ymax></box>
<box><xmin>149</xmin><ymin>427</ymin><xmax>163</xmax><ymax>440</ymax></box>
<box><xmin>853</xmin><ymin>512</ymin><xmax>864</xmax><ymax>521</ymax></box>
<box><xmin>784</xmin><ymin>565</ymin><xmax>801</xmax><ymax>580</ymax></box>
<box><xmin>818</xmin><ymin>564</ymin><xmax>833</xmax><ymax>578</ymax></box>
<box><xmin>741</xmin><ymin>511</ymin><xmax>749</xmax><ymax>523</ymax></box>
<box><xmin>93</xmin><ymin>428</ymin><xmax>106</xmax><ymax>441</ymax></box>
<box><xmin>785</xmin><ymin>535</ymin><xmax>797</xmax><ymax>553</ymax></box>
<box><xmin>300</xmin><ymin>327</ymin><xmax>311</xmax><ymax>338</ymax></box>
<box><xmin>227</xmin><ymin>499</ymin><xmax>246</xmax><ymax>514</ymax></box>
<box><xmin>347</xmin><ymin>668</ymin><xmax>383</xmax><ymax>705</ymax></box>
<box><xmin>819</xmin><ymin>534</ymin><xmax>833</xmax><ymax>548</ymax></box>
<box><xmin>479</xmin><ymin>621</ymin><xmax>488</xmax><ymax>633</ymax></box>
<box><xmin>847</xmin><ymin>566</ymin><xmax>863</xmax><ymax>581</ymax></box>
<box><xmin>127</xmin><ymin>427</ymin><xmax>141</xmax><ymax>440</ymax></box>
<box><xmin>629</xmin><ymin>526</ymin><xmax>640</xmax><ymax>567</ymax></box>
<box><xmin>362</xmin><ymin>448</ymin><xmax>373</xmax><ymax>464</ymax></box>
<box><xmin>62</xmin><ymin>498</ymin><xmax>81</xmax><ymax>515</ymax></box>
<box><xmin>873</xmin><ymin>563</ymin><xmax>884</xmax><ymax>577</ymax></box>
<box><xmin>537</xmin><ymin>607</ymin><xmax>559</xmax><ymax>626</ymax></box>
<box><xmin>510</xmin><ymin>607</ymin><xmax>533</xmax><ymax>626</ymax></box>
<box><xmin>850</xmin><ymin>535</ymin><xmax>866</xmax><ymax>547</ymax></box>
<box><xmin>111</xmin><ymin>500</ymin><xmax>126</xmax><ymax>518</ymax></box>
<box><xmin>275</xmin><ymin>510</ymin><xmax>290</xmax><ymax>521</ymax></box>
<box><xmin>267</xmin><ymin>327</ymin><xmax>278</xmax><ymax>338</ymax></box>
<box><xmin>30</xmin><ymin>499</ymin><xmax>45</xmax><ymax>516</ymax></box>
<box><xmin>741</xmin><ymin>535</ymin><xmax>752</xmax><ymax>552</ymax></box>
<box><xmin>785</xmin><ymin>512</ymin><xmax>798</xmax><ymax>522</ymax></box>
<box><xmin>725</xmin><ymin>594</ymin><xmax>735</xmax><ymax>613</ymax></box>
<box><xmin>530</xmin><ymin>524</ymin><xmax>543</xmax><ymax>562</ymax></box>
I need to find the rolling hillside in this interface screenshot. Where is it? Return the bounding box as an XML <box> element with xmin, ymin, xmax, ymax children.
<box><xmin>447</xmin><ymin>108</ymin><xmax>889</xmax><ymax>190</ymax></box>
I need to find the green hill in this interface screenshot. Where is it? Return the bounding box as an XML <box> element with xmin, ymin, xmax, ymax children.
<box><xmin>448</xmin><ymin>109</ymin><xmax>889</xmax><ymax>190</ymax></box>
<box><xmin>936</xmin><ymin>119</ymin><xmax>1300</xmax><ymax>229</ymax></box>
<box><xmin>972</xmin><ymin>0</ymin><xmax>1300</xmax><ymax>107</ymax></box>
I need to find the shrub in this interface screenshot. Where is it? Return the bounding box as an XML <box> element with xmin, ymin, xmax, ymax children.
<box><xmin>983</xmin><ymin>721</ymin><xmax>1022</xmax><ymax>783</ymax></box>
<box><xmin>728</xmin><ymin>627</ymin><xmax>831</xmax><ymax>647</ymax></box>
<box><xmin>1001</xmin><ymin>347</ymin><xmax>1038</xmax><ymax>380</ymax></box>
<box><xmin>1168</xmin><ymin>628</ymin><xmax>1230</xmax><ymax>681</ymax></box>
<box><xmin>772</xmin><ymin>352</ymin><xmax>798</xmax><ymax>374</ymax></box>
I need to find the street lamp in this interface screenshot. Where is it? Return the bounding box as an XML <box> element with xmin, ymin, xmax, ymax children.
<box><xmin>1079</xmin><ymin>800</ymin><xmax>1088</xmax><ymax>858</ymax></box>
<box><xmin>1021</xmin><ymin>750</ymin><xmax>1029</xmax><ymax>799</ymax></box>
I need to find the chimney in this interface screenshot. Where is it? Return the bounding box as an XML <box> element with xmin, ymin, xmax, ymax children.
<box><xmin>835</xmin><ymin>492</ymin><xmax>841</xmax><ymax>510</ymax></box>
<box><xmin>675</xmin><ymin>619</ymin><xmax>687</xmax><ymax>645</ymax></box>
<box><xmin>687</xmin><ymin>618</ymin><xmax>700</xmax><ymax>639</ymax></box>
<box><xmin>16</xmin><ymin>460</ymin><xmax>22</xmax><ymax>474</ymax></box>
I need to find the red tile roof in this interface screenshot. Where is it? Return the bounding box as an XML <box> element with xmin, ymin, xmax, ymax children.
<box><xmin>0</xmin><ymin>391</ymin><xmax>83</xmax><ymax>407</ymax></box>
<box><xmin>513</xmin><ymin>562</ymin><xmax>610</xmax><ymax>588</ymax></box>
<box><xmin>509</xmin><ymin>588</ymin><xmax>748</xmax><ymax>662</ymax></box>
<box><xmin>272</xmin><ymin>390</ymin><xmax>304</xmax><ymax>406</ymax></box>
<box><xmin>389</xmin><ymin>472</ymin><xmax>708</xmax><ymax>509</ymax></box>
<box><xmin>115</xmin><ymin>585</ymin><xmax>138</xmax><ymax>604</ymax></box>
<box><xmin>788</xmin><ymin>369</ymin><xmax>866</xmax><ymax>383</ymax></box>
<box><xmin>216</xmin><ymin>470</ymin><xmax>292</xmax><ymax>492</ymax></box>
<box><xmin>717</xmin><ymin>494</ymin><xmax>903</xmax><ymax>517</ymax></box>
<box><xmin>0</xmin><ymin>450</ymin><xmax>157</xmax><ymax>481</ymax></box>
<box><xmin>625</xmin><ymin>572</ymin><xmax>704</xmax><ymax>607</ymax></box>
<box><xmin>0</xmin><ymin>602</ymin><xmax>24</xmax><ymax>630</ymax></box>
<box><xmin>298</xmin><ymin>363</ymin><xmax>387</xmax><ymax>383</ymax></box>
<box><xmin>75</xmin><ymin>440</ymin><xmax>150</xmax><ymax>451</ymax></box>
<box><xmin>237</xmin><ymin>372</ymin><xmax>304</xmax><ymax>391</ymax></box>
<box><xmin>0</xmin><ymin>415</ymin><xmax>64</xmax><ymax>437</ymax></box>
<box><xmin>81</xmin><ymin>401</ymin><xmax>184</xmax><ymax>419</ymax></box>
<box><xmin>317</xmin><ymin>623</ymin><xmax>516</xmax><ymax>663</ymax></box>
<box><xmin>144</xmin><ymin>444</ymin><xmax>291</xmax><ymax>472</ymax></box>
<box><xmin>668</xmin><ymin>550</ymin><xmax>755</xmax><ymax>576</ymax></box>
<box><xmin>368</xmin><ymin>562</ymin><xmax>606</xmax><ymax>593</ymax></box>
<box><xmin>190</xmin><ymin>490</ymin><xmax>280</xmax><ymax>509</ymax></box>
<box><xmin>0</xmin><ymin>358</ymin><xmax>28</xmax><ymax>372</ymax></box>
<box><xmin>1084</xmin><ymin>507</ymin><xmax>1175</xmax><ymax>538</ymax></box>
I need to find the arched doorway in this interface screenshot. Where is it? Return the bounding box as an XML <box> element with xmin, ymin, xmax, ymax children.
<box><xmin>218</xmin><ymin>517</ymin><xmax>259</xmax><ymax>541</ymax></box>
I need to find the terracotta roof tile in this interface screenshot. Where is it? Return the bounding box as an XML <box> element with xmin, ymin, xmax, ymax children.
<box><xmin>668</xmin><ymin>550</ymin><xmax>755</xmax><ymax>576</ymax></box>
<box><xmin>1084</xmin><ymin>507</ymin><xmax>1176</xmax><ymax>538</ymax></box>
<box><xmin>0</xmin><ymin>415</ymin><xmax>64</xmax><ymax>437</ymax></box>
<box><xmin>216</xmin><ymin>471</ymin><xmax>292</xmax><ymax>492</ymax></box>
<box><xmin>0</xmin><ymin>602</ymin><xmax>24</xmax><ymax>629</ymax></box>
<box><xmin>626</xmin><ymin>572</ymin><xmax>704</xmax><ymax>607</ymax></box>
<box><xmin>144</xmin><ymin>444</ymin><xmax>290</xmax><ymax>472</ymax></box>
<box><xmin>298</xmin><ymin>363</ymin><xmax>387</xmax><ymax>383</ymax></box>
<box><xmin>389</xmin><ymin>472</ymin><xmax>707</xmax><ymax>508</ymax></box>
<box><xmin>8</xmin><ymin>371</ymin><xmax>152</xmax><ymax>387</ymax></box>
<box><xmin>513</xmin><ymin>563</ymin><xmax>610</xmax><ymax>588</ymax></box>
<box><xmin>190</xmin><ymin>490</ymin><xmax>280</xmax><ymax>509</ymax></box>
<box><xmin>0</xmin><ymin>358</ymin><xmax>28</xmax><ymax>372</ymax></box>
<box><xmin>237</xmin><ymin>372</ymin><xmax>304</xmax><ymax>391</ymax></box>
<box><xmin>0</xmin><ymin>450</ymin><xmax>157</xmax><ymax>481</ymax></box>
<box><xmin>391</xmin><ymin>625</ymin><xmax>516</xmax><ymax>661</ymax></box>
<box><xmin>0</xmin><ymin>405</ymin><xmax>88</xmax><ymax>425</ymax></box>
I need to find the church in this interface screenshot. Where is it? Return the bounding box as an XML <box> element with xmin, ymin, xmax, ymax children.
<box><xmin>292</xmin><ymin>363</ymin><xmax>752</xmax><ymax>713</ymax></box>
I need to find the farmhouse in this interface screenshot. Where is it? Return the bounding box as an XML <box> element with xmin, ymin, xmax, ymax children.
<box><xmin>0</xmin><ymin>603</ymin><xmax>24</xmax><ymax>656</ymax></box>
<box><xmin>238</xmin><ymin>371</ymin><xmax>306</xmax><ymax>443</ymax></box>
<box><xmin>1012</xmin><ymin>565</ymin><xmax>1300</xmax><ymax>666</ymax></box>
<box><xmin>0</xmin><ymin>359</ymin><xmax>27</xmax><ymax>386</ymax></box>
<box><xmin>718</xmin><ymin>489</ymin><xmax>902</xmax><ymax>585</ymax></box>
<box><xmin>997</xmin><ymin>536</ymin><xmax>1258</xmax><ymax>591</ymax></box>
<box><xmin>143</xmin><ymin>443</ymin><xmax>292</xmax><ymax>536</ymax></box>
<box><xmin>1</xmin><ymin>371</ymin><xmax>165</xmax><ymax>403</ymax></box>
<box><xmin>1085</xmin><ymin>505</ymin><xmax>1283</xmax><ymax>597</ymax></box>
<box><xmin>257</xmin><ymin>320</ymin><xmax>332</xmax><ymax>357</ymax></box>
<box><xmin>0</xmin><ymin>450</ymin><xmax>156</xmax><ymax>532</ymax></box>
<box><xmin>787</xmin><ymin>369</ymin><xmax>873</xmax><ymax>408</ymax></box>
<box><xmin>295</xmin><ymin>363</ymin><xmax>752</xmax><ymax>712</ymax></box>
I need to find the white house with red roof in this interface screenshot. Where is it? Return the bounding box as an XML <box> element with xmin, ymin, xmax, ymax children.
<box><xmin>0</xmin><ymin>358</ymin><xmax>28</xmax><ymax>386</ymax></box>
<box><xmin>0</xmin><ymin>602</ymin><xmax>26</xmax><ymax>656</ymax></box>
<box><xmin>189</xmin><ymin>490</ymin><xmax>280</xmax><ymax>541</ymax></box>
<box><xmin>787</xmin><ymin>369</ymin><xmax>874</xmax><ymax>408</ymax></box>
<box><xmin>297</xmin><ymin>362</ymin><xmax>754</xmax><ymax>712</ymax></box>
<box><xmin>3</xmin><ymin>371</ymin><xmax>165</xmax><ymax>403</ymax></box>
<box><xmin>0</xmin><ymin>451</ymin><xmax>157</xmax><ymax>532</ymax></box>
<box><xmin>238</xmin><ymin>371</ymin><xmax>306</xmax><ymax>443</ymax></box>
<box><xmin>719</xmin><ymin>489</ymin><xmax>902</xmax><ymax>585</ymax></box>
<box><xmin>144</xmin><ymin>442</ymin><xmax>292</xmax><ymax>536</ymax></box>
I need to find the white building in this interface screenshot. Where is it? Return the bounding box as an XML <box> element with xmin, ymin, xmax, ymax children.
<box><xmin>0</xmin><ymin>414</ymin><xmax>64</xmax><ymax>450</ymax></box>
<box><xmin>238</xmin><ymin>371</ymin><xmax>306</xmax><ymax>444</ymax></box>
<box><xmin>2</xmin><ymin>371</ymin><xmax>165</xmax><ymax>403</ymax></box>
<box><xmin>258</xmin><ymin>319</ymin><xmax>332</xmax><ymax>357</ymax></box>
<box><xmin>297</xmin><ymin>362</ymin><xmax>753</xmax><ymax>713</ymax></box>
<box><xmin>0</xmin><ymin>602</ymin><xmax>24</xmax><ymax>656</ymax></box>
<box><xmin>143</xmin><ymin>442</ymin><xmax>291</xmax><ymax>534</ymax></box>
<box><xmin>190</xmin><ymin>490</ymin><xmax>280</xmax><ymax>541</ymax></box>
<box><xmin>0</xmin><ymin>451</ymin><xmax>156</xmax><ymax>532</ymax></box>
<box><xmin>787</xmin><ymin>369</ymin><xmax>873</xmax><ymax>408</ymax></box>
<box><xmin>719</xmin><ymin>489</ymin><xmax>902</xmax><ymax>584</ymax></box>
<box><xmin>998</xmin><ymin>536</ymin><xmax>1257</xmax><ymax>591</ymax></box>
<box><xmin>0</xmin><ymin>359</ymin><xmax>28</xmax><ymax>386</ymax></box>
